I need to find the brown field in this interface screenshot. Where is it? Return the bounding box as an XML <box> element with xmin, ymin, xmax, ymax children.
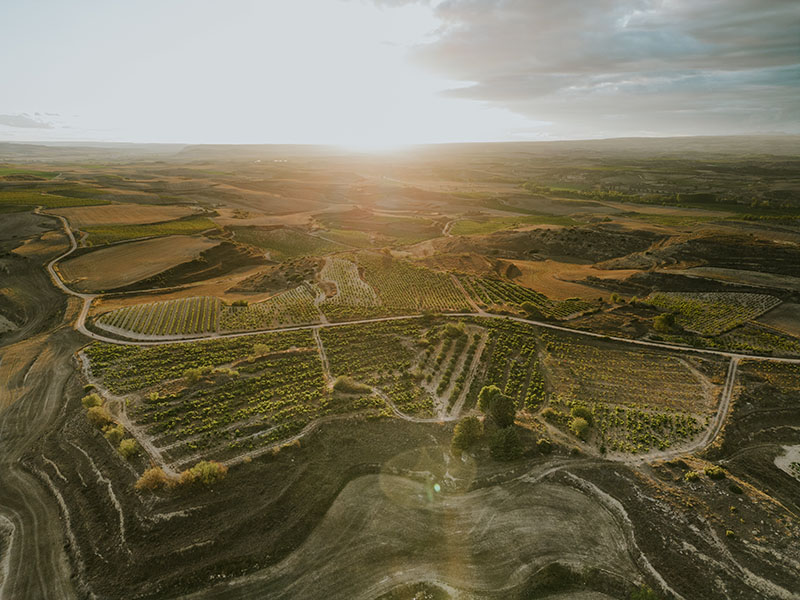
<box><xmin>51</xmin><ymin>203</ymin><xmax>196</xmax><ymax>227</ymax></box>
<box><xmin>507</xmin><ymin>259</ymin><xmax>639</xmax><ymax>299</ymax></box>
<box><xmin>756</xmin><ymin>302</ymin><xmax>800</xmax><ymax>336</ymax></box>
<box><xmin>58</xmin><ymin>235</ymin><xmax>219</xmax><ymax>292</ymax></box>
<box><xmin>12</xmin><ymin>230</ymin><xmax>70</xmax><ymax>260</ymax></box>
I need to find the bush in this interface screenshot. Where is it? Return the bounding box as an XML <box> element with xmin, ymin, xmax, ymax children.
<box><xmin>684</xmin><ymin>470</ymin><xmax>700</xmax><ymax>482</ymax></box>
<box><xmin>520</xmin><ymin>301</ymin><xmax>544</xmax><ymax>319</ymax></box>
<box><xmin>231</xmin><ymin>299</ymin><xmax>249</xmax><ymax>306</ymax></box>
<box><xmin>135</xmin><ymin>467</ymin><xmax>173</xmax><ymax>491</ymax></box>
<box><xmin>444</xmin><ymin>323</ymin><xmax>465</xmax><ymax>338</ymax></box>
<box><xmin>86</xmin><ymin>405</ymin><xmax>112</xmax><ymax>427</ymax></box>
<box><xmin>725</xmin><ymin>529</ymin><xmax>735</xmax><ymax>538</ymax></box>
<box><xmin>570</xmin><ymin>405</ymin><xmax>593</xmax><ymax>425</ymax></box>
<box><xmin>333</xmin><ymin>375</ymin><xmax>372</xmax><ymax>394</ymax></box>
<box><xmin>630</xmin><ymin>586</ymin><xmax>661</xmax><ymax>600</ymax></box>
<box><xmin>653</xmin><ymin>312</ymin><xmax>677</xmax><ymax>333</ymax></box>
<box><xmin>180</xmin><ymin>460</ymin><xmax>228</xmax><ymax>485</ymax></box>
<box><xmin>490</xmin><ymin>427</ymin><xmax>522</xmax><ymax>461</ymax></box>
<box><xmin>704</xmin><ymin>465</ymin><xmax>726</xmax><ymax>480</ymax></box>
<box><xmin>541</xmin><ymin>407</ymin><xmax>558</xmax><ymax>422</ymax></box>
<box><xmin>103</xmin><ymin>423</ymin><xmax>125</xmax><ymax>445</ymax></box>
<box><xmin>451</xmin><ymin>416</ymin><xmax>483</xmax><ymax>453</ymax></box>
<box><xmin>81</xmin><ymin>392</ymin><xmax>103</xmax><ymax>408</ymax></box>
<box><xmin>118</xmin><ymin>438</ymin><xmax>138</xmax><ymax>459</ymax></box>
<box><xmin>251</xmin><ymin>343</ymin><xmax>271</xmax><ymax>357</ymax></box>
<box><xmin>569</xmin><ymin>417</ymin><xmax>590</xmax><ymax>440</ymax></box>
<box><xmin>537</xmin><ymin>438</ymin><xmax>553</xmax><ymax>454</ymax></box>
<box><xmin>729</xmin><ymin>483</ymin><xmax>743</xmax><ymax>494</ymax></box>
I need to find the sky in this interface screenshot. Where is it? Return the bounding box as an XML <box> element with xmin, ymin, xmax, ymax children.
<box><xmin>0</xmin><ymin>0</ymin><xmax>798</xmax><ymax>147</ymax></box>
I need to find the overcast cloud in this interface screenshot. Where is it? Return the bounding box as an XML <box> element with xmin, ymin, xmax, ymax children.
<box><xmin>405</xmin><ymin>0</ymin><xmax>800</xmax><ymax>137</ymax></box>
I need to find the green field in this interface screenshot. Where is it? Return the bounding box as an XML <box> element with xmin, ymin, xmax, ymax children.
<box><xmin>83</xmin><ymin>216</ymin><xmax>219</xmax><ymax>245</ymax></box>
<box><xmin>0</xmin><ymin>167</ymin><xmax>60</xmax><ymax>179</ymax></box>
<box><xmin>232</xmin><ymin>226</ymin><xmax>343</xmax><ymax>259</ymax></box>
<box><xmin>0</xmin><ymin>190</ymin><xmax>110</xmax><ymax>208</ymax></box>
<box><xmin>450</xmin><ymin>214</ymin><xmax>576</xmax><ymax>236</ymax></box>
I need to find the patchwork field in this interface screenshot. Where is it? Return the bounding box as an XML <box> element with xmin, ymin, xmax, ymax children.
<box><xmin>52</xmin><ymin>203</ymin><xmax>196</xmax><ymax>227</ymax></box>
<box><xmin>59</xmin><ymin>235</ymin><xmax>219</xmax><ymax>292</ymax></box>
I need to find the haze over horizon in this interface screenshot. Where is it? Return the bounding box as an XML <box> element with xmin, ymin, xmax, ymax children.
<box><xmin>2</xmin><ymin>0</ymin><xmax>798</xmax><ymax>148</ymax></box>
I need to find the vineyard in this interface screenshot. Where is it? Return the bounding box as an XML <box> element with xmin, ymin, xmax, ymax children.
<box><xmin>539</xmin><ymin>330</ymin><xmax>719</xmax><ymax>453</ymax></box>
<box><xmin>356</xmin><ymin>253</ymin><xmax>470</xmax><ymax>314</ymax></box>
<box><xmin>319</xmin><ymin>257</ymin><xmax>381</xmax><ymax>320</ymax></box>
<box><xmin>458</xmin><ymin>274</ymin><xmax>596</xmax><ymax>319</ymax></box>
<box><xmin>96</xmin><ymin>296</ymin><xmax>221</xmax><ymax>338</ymax></box>
<box><xmin>645</xmin><ymin>291</ymin><xmax>781</xmax><ymax>336</ymax></box>
<box><xmin>83</xmin><ymin>330</ymin><xmax>385</xmax><ymax>467</ymax></box>
<box><xmin>219</xmin><ymin>284</ymin><xmax>323</xmax><ymax>331</ymax></box>
<box><xmin>320</xmin><ymin>320</ymin><xmax>434</xmax><ymax>416</ymax></box>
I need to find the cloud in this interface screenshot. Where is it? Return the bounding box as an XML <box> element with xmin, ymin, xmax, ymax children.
<box><xmin>400</xmin><ymin>0</ymin><xmax>800</xmax><ymax>136</ymax></box>
<box><xmin>0</xmin><ymin>113</ymin><xmax>54</xmax><ymax>129</ymax></box>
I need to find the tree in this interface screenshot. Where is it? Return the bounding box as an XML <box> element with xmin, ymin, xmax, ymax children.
<box><xmin>118</xmin><ymin>438</ymin><xmax>138</xmax><ymax>459</ymax></box>
<box><xmin>135</xmin><ymin>467</ymin><xmax>173</xmax><ymax>491</ymax></box>
<box><xmin>180</xmin><ymin>460</ymin><xmax>228</xmax><ymax>485</ymax></box>
<box><xmin>86</xmin><ymin>405</ymin><xmax>112</xmax><ymax>427</ymax></box>
<box><xmin>653</xmin><ymin>312</ymin><xmax>676</xmax><ymax>333</ymax></box>
<box><xmin>491</xmin><ymin>394</ymin><xmax>517</xmax><ymax>428</ymax></box>
<box><xmin>103</xmin><ymin>423</ymin><xmax>125</xmax><ymax>445</ymax></box>
<box><xmin>451</xmin><ymin>416</ymin><xmax>483</xmax><ymax>453</ymax></box>
<box><xmin>478</xmin><ymin>385</ymin><xmax>501</xmax><ymax>413</ymax></box>
<box><xmin>81</xmin><ymin>392</ymin><xmax>103</xmax><ymax>408</ymax></box>
<box><xmin>478</xmin><ymin>385</ymin><xmax>516</xmax><ymax>428</ymax></box>
<box><xmin>570</xmin><ymin>417</ymin><xmax>590</xmax><ymax>440</ymax></box>
<box><xmin>520</xmin><ymin>301</ymin><xmax>544</xmax><ymax>320</ymax></box>
<box><xmin>490</xmin><ymin>427</ymin><xmax>522</xmax><ymax>461</ymax></box>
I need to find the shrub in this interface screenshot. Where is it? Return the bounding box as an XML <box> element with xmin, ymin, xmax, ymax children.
<box><xmin>490</xmin><ymin>427</ymin><xmax>522</xmax><ymax>461</ymax></box>
<box><xmin>451</xmin><ymin>416</ymin><xmax>483</xmax><ymax>453</ymax></box>
<box><xmin>704</xmin><ymin>465</ymin><xmax>726</xmax><ymax>480</ymax></box>
<box><xmin>653</xmin><ymin>312</ymin><xmax>677</xmax><ymax>333</ymax></box>
<box><xmin>725</xmin><ymin>529</ymin><xmax>735</xmax><ymax>538</ymax></box>
<box><xmin>103</xmin><ymin>423</ymin><xmax>125</xmax><ymax>445</ymax></box>
<box><xmin>81</xmin><ymin>392</ymin><xmax>103</xmax><ymax>408</ymax></box>
<box><xmin>684</xmin><ymin>470</ymin><xmax>700</xmax><ymax>482</ymax></box>
<box><xmin>537</xmin><ymin>438</ymin><xmax>553</xmax><ymax>454</ymax></box>
<box><xmin>541</xmin><ymin>407</ymin><xmax>558</xmax><ymax>422</ymax></box>
<box><xmin>86</xmin><ymin>405</ymin><xmax>112</xmax><ymax>427</ymax></box>
<box><xmin>630</xmin><ymin>586</ymin><xmax>661</xmax><ymax>600</ymax></box>
<box><xmin>478</xmin><ymin>385</ymin><xmax>502</xmax><ymax>413</ymax></box>
<box><xmin>569</xmin><ymin>417</ymin><xmax>590</xmax><ymax>440</ymax></box>
<box><xmin>118</xmin><ymin>438</ymin><xmax>138</xmax><ymax>459</ymax></box>
<box><xmin>729</xmin><ymin>483</ymin><xmax>743</xmax><ymax>494</ymax></box>
<box><xmin>333</xmin><ymin>375</ymin><xmax>372</xmax><ymax>394</ymax></box>
<box><xmin>251</xmin><ymin>343</ymin><xmax>271</xmax><ymax>357</ymax></box>
<box><xmin>444</xmin><ymin>323</ymin><xmax>465</xmax><ymax>338</ymax></box>
<box><xmin>135</xmin><ymin>467</ymin><xmax>173</xmax><ymax>491</ymax></box>
<box><xmin>520</xmin><ymin>301</ymin><xmax>544</xmax><ymax>319</ymax></box>
<box><xmin>180</xmin><ymin>460</ymin><xmax>228</xmax><ymax>485</ymax></box>
<box><xmin>231</xmin><ymin>299</ymin><xmax>249</xmax><ymax>307</ymax></box>
<box><xmin>570</xmin><ymin>405</ymin><xmax>593</xmax><ymax>425</ymax></box>
<box><xmin>83</xmin><ymin>384</ymin><xmax>96</xmax><ymax>393</ymax></box>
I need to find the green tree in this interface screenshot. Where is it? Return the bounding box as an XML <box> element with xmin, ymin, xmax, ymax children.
<box><xmin>570</xmin><ymin>417</ymin><xmax>590</xmax><ymax>440</ymax></box>
<box><xmin>118</xmin><ymin>438</ymin><xmax>138</xmax><ymax>459</ymax></box>
<box><xmin>451</xmin><ymin>416</ymin><xmax>483</xmax><ymax>453</ymax></box>
<box><xmin>520</xmin><ymin>301</ymin><xmax>544</xmax><ymax>319</ymax></box>
<box><xmin>478</xmin><ymin>385</ymin><xmax>517</xmax><ymax>428</ymax></box>
<box><xmin>490</xmin><ymin>427</ymin><xmax>522</xmax><ymax>461</ymax></box>
<box><xmin>653</xmin><ymin>312</ymin><xmax>676</xmax><ymax>333</ymax></box>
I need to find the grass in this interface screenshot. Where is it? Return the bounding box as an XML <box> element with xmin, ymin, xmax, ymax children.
<box><xmin>232</xmin><ymin>226</ymin><xmax>342</xmax><ymax>259</ymax></box>
<box><xmin>83</xmin><ymin>216</ymin><xmax>219</xmax><ymax>245</ymax></box>
<box><xmin>451</xmin><ymin>214</ymin><xmax>576</xmax><ymax>235</ymax></box>
<box><xmin>0</xmin><ymin>190</ymin><xmax>110</xmax><ymax>208</ymax></box>
<box><xmin>0</xmin><ymin>167</ymin><xmax>59</xmax><ymax>179</ymax></box>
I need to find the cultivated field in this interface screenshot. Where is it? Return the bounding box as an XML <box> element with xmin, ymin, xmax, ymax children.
<box><xmin>58</xmin><ymin>235</ymin><xmax>219</xmax><ymax>291</ymax></box>
<box><xmin>52</xmin><ymin>203</ymin><xmax>195</xmax><ymax>227</ymax></box>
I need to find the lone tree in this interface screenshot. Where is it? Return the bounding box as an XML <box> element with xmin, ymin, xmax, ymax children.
<box><xmin>451</xmin><ymin>416</ymin><xmax>483</xmax><ymax>454</ymax></box>
<box><xmin>478</xmin><ymin>385</ymin><xmax>517</xmax><ymax>428</ymax></box>
<box><xmin>520</xmin><ymin>301</ymin><xmax>545</xmax><ymax>320</ymax></box>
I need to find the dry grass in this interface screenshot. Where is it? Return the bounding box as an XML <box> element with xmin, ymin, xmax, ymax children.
<box><xmin>506</xmin><ymin>259</ymin><xmax>639</xmax><ymax>300</ymax></box>
<box><xmin>52</xmin><ymin>204</ymin><xmax>195</xmax><ymax>227</ymax></box>
<box><xmin>12</xmin><ymin>230</ymin><xmax>70</xmax><ymax>260</ymax></box>
<box><xmin>59</xmin><ymin>235</ymin><xmax>219</xmax><ymax>292</ymax></box>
